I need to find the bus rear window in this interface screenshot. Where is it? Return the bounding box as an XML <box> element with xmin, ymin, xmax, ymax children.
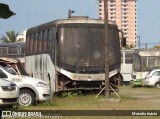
<box><xmin>125</xmin><ymin>53</ymin><xmax>133</xmax><ymax>64</ymax></box>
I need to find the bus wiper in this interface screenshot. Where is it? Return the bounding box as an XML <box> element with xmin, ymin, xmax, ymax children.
<box><xmin>71</xmin><ymin>51</ymin><xmax>84</xmax><ymax>68</ymax></box>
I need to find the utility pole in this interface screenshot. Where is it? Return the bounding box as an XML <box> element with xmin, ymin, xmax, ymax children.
<box><xmin>145</xmin><ymin>43</ymin><xmax>147</xmax><ymax>49</ymax></box>
<box><xmin>104</xmin><ymin>0</ymin><xmax>110</xmax><ymax>98</ymax></box>
<box><xmin>137</xmin><ymin>35</ymin><xmax>141</xmax><ymax>49</ymax></box>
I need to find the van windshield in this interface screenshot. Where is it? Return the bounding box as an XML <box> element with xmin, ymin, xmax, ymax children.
<box><xmin>4</xmin><ymin>66</ymin><xmax>17</xmax><ymax>75</ymax></box>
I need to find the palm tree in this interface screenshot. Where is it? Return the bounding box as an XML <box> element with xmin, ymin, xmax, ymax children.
<box><xmin>1</xmin><ymin>30</ymin><xmax>18</xmax><ymax>43</ymax></box>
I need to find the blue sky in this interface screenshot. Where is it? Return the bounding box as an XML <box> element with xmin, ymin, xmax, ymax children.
<box><xmin>137</xmin><ymin>0</ymin><xmax>160</xmax><ymax>47</ymax></box>
<box><xmin>0</xmin><ymin>0</ymin><xmax>160</xmax><ymax>45</ymax></box>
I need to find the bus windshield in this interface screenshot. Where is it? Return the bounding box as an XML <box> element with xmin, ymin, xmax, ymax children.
<box><xmin>133</xmin><ymin>55</ymin><xmax>160</xmax><ymax>72</ymax></box>
<box><xmin>57</xmin><ymin>25</ymin><xmax>105</xmax><ymax>69</ymax></box>
<box><xmin>141</xmin><ymin>57</ymin><xmax>160</xmax><ymax>71</ymax></box>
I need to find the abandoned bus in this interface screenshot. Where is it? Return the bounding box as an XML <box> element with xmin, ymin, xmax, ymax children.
<box><xmin>0</xmin><ymin>42</ymin><xmax>25</xmax><ymax>63</ymax></box>
<box><xmin>132</xmin><ymin>49</ymin><xmax>160</xmax><ymax>80</ymax></box>
<box><xmin>121</xmin><ymin>49</ymin><xmax>134</xmax><ymax>84</ymax></box>
<box><xmin>25</xmin><ymin>17</ymin><xmax>121</xmax><ymax>94</ymax></box>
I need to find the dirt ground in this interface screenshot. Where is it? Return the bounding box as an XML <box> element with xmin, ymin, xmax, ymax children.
<box><xmin>119</xmin><ymin>86</ymin><xmax>160</xmax><ymax>109</ymax></box>
<box><xmin>3</xmin><ymin>86</ymin><xmax>160</xmax><ymax>119</ymax></box>
<box><xmin>120</xmin><ymin>86</ymin><xmax>160</xmax><ymax>99</ymax></box>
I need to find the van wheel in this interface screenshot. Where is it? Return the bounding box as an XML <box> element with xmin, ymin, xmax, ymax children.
<box><xmin>155</xmin><ymin>82</ymin><xmax>160</xmax><ymax>88</ymax></box>
<box><xmin>18</xmin><ymin>89</ymin><xmax>35</xmax><ymax>106</ymax></box>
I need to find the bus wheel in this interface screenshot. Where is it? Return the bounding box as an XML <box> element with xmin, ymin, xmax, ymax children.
<box><xmin>18</xmin><ymin>89</ymin><xmax>36</xmax><ymax>106</ymax></box>
<box><xmin>117</xmin><ymin>74</ymin><xmax>123</xmax><ymax>86</ymax></box>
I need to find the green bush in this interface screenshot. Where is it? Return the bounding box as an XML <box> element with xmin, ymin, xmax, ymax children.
<box><xmin>60</xmin><ymin>91</ymin><xmax>84</xmax><ymax>97</ymax></box>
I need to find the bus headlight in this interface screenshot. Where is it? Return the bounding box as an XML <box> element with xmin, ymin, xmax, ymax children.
<box><xmin>36</xmin><ymin>82</ymin><xmax>48</xmax><ymax>88</ymax></box>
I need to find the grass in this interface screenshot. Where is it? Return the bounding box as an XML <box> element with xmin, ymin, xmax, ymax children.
<box><xmin>3</xmin><ymin>86</ymin><xmax>160</xmax><ymax>119</ymax></box>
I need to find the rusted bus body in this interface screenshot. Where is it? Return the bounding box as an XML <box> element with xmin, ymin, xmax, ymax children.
<box><xmin>25</xmin><ymin>17</ymin><xmax>121</xmax><ymax>93</ymax></box>
<box><xmin>132</xmin><ymin>49</ymin><xmax>160</xmax><ymax>80</ymax></box>
<box><xmin>0</xmin><ymin>42</ymin><xmax>25</xmax><ymax>64</ymax></box>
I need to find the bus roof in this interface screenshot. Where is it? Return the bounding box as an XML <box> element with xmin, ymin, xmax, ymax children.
<box><xmin>0</xmin><ymin>42</ymin><xmax>25</xmax><ymax>47</ymax></box>
<box><xmin>135</xmin><ymin>49</ymin><xmax>160</xmax><ymax>56</ymax></box>
<box><xmin>27</xmin><ymin>17</ymin><xmax>117</xmax><ymax>32</ymax></box>
<box><xmin>121</xmin><ymin>49</ymin><xmax>135</xmax><ymax>52</ymax></box>
<box><xmin>54</xmin><ymin>17</ymin><xmax>116</xmax><ymax>25</ymax></box>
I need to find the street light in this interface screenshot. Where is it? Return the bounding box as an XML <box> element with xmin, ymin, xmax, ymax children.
<box><xmin>68</xmin><ymin>9</ymin><xmax>75</xmax><ymax>18</ymax></box>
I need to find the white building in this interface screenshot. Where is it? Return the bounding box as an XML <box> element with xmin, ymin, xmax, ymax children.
<box><xmin>16</xmin><ymin>30</ymin><xmax>27</xmax><ymax>42</ymax></box>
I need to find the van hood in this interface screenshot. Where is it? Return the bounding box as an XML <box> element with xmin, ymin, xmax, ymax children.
<box><xmin>11</xmin><ymin>75</ymin><xmax>47</xmax><ymax>85</ymax></box>
<box><xmin>0</xmin><ymin>78</ymin><xmax>15</xmax><ymax>86</ymax></box>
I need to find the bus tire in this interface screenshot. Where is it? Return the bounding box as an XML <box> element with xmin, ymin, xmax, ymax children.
<box><xmin>18</xmin><ymin>89</ymin><xmax>36</xmax><ymax>106</ymax></box>
<box><xmin>118</xmin><ymin>74</ymin><xmax>123</xmax><ymax>86</ymax></box>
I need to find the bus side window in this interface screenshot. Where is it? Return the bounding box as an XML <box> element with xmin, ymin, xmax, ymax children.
<box><xmin>121</xmin><ymin>53</ymin><xmax>123</xmax><ymax>63</ymax></box>
<box><xmin>26</xmin><ymin>35</ymin><xmax>30</xmax><ymax>53</ymax></box>
<box><xmin>38</xmin><ymin>31</ymin><xmax>43</xmax><ymax>51</ymax></box>
<box><xmin>43</xmin><ymin>30</ymin><xmax>47</xmax><ymax>51</ymax></box>
<box><xmin>125</xmin><ymin>53</ymin><xmax>133</xmax><ymax>64</ymax></box>
<box><xmin>33</xmin><ymin>33</ymin><xmax>38</xmax><ymax>52</ymax></box>
<box><xmin>47</xmin><ymin>28</ymin><xmax>53</xmax><ymax>51</ymax></box>
<box><xmin>0</xmin><ymin>47</ymin><xmax>7</xmax><ymax>56</ymax></box>
<box><xmin>8</xmin><ymin>47</ymin><xmax>18</xmax><ymax>55</ymax></box>
<box><xmin>30</xmin><ymin>34</ymin><xmax>33</xmax><ymax>52</ymax></box>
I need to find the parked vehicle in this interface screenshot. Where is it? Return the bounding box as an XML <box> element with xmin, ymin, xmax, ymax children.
<box><xmin>0</xmin><ymin>42</ymin><xmax>25</xmax><ymax>65</ymax></box>
<box><xmin>121</xmin><ymin>49</ymin><xmax>135</xmax><ymax>84</ymax></box>
<box><xmin>0</xmin><ymin>65</ymin><xmax>50</xmax><ymax>106</ymax></box>
<box><xmin>131</xmin><ymin>78</ymin><xmax>144</xmax><ymax>88</ymax></box>
<box><xmin>0</xmin><ymin>78</ymin><xmax>19</xmax><ymax>106</ymax></box>
<box><xmin>143</xmin><ymin>69</ymin><xmax>160</xmax><ymax>88</ymax></box>
<box><xmin>25</xmin><ymin>17</ymin><xmax>121</xmax><ymax>94</ymax></box>
<box><xmin>132</xmin><ymin>49</ymin><xmax>160</xmax><ymax>80</ymax></box>
<box><xmin>0</xmin><ymin>57</ymin><xmax>28</xmax><ymax>76</ymax></box>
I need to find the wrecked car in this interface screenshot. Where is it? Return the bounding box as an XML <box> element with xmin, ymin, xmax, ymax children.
<box><xmin>0</xmin><ymin>57</ymin><xmax>50</xmax><ymax>106</ymax></box>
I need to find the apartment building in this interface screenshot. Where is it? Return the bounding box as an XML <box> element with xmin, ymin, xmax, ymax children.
<box><xmin>99</xmin><ymin>0</ymin><xmax>137</xmax><ymax>47</ymax></box>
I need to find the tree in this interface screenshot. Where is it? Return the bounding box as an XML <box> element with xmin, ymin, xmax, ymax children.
<box><xmin>1</xmin><ymin>31</ymin><xmax>18</xmax><ymax>43</ymax></box>
<box><xmin>154</xmin><ymin>45</ymin><xmax>160</xmax><ymax>49</ymax></box>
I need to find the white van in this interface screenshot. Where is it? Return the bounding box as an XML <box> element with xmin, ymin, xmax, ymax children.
<box><xmin>143</xmin><ymin>69</ymin><xmax>160</xmax><ymax>88</ymax></box>
<box><xmin>0</xmin><ymin>65</ymin><xmax>50</xmax><ymax>106</ymax></box>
